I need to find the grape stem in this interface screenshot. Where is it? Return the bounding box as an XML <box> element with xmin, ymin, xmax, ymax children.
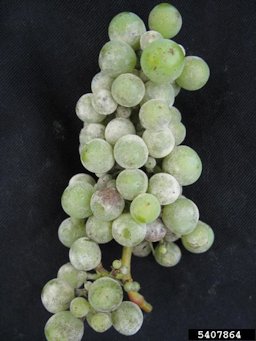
<box><xmin>121</xmin><ymin>246</ymin><xmax>153</xmax><ymax>313</ymax></box>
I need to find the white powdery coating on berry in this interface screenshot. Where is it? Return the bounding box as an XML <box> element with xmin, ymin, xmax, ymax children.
<box><xmin>140</xmin><ymin>30</ymin><xmax>163</xmax><ymax>50</ymax></box>
<box><xmin>132</xmin><ymin>240</ymin><xmax>152</xmax><ymax>257</ymax></box>
<box><xmin>90</xmin><ymin>187</ymin><xmax>125</xmax><ymax>222</ymax></box>
<box><xmin>145</xmin><ymin>218</ymin><xmax>167</xmax><ymax>242</ymax></box>
<box><xmin>105</xmin><ymin>118</ymin><xmax>136</xmax><ymax>145</ymax></box>
<box><xmin>148</xmin><ymin>173</ymin><xmax>181</xmax><ymax>205</ymax></box>
<box><xmin>116</xmin><ymin>105</ymin><xmax>132</xmax><ymax>118</ymax></box>
<box><xmin>69</xmin><ymin>238</ymin><xmax>101</xmax><ymax>271</ymax></box>
<box><xmin>58</xmin><ymin>218</ymin><xmax>86</xmax><ymax>248</ymax></box>
<box><xmin>75</xmin><ymin>93</ymin><xmax>105</xmax><ymax>123</ymax></box>
<box><xmin>41</xmin><ymin>278</ymin><xmax>75</xmax><ymax>313</ymax></box>
<box><xmin>57</xmin><ymin>263</ymin><xmax>87</xmax><ymax>289</ymax></box>
<box><xmin>86</xmin><ymin>216</ymin><xmax>113</xmax><ymax>244</ymax></box>
<box><xmin>44</xmin><ymin>311</ymin><xmax>84</xmax><ymax>341</ymax></box>
<box><xmin>142</xmin><ymin>81</ymin><xmax>175</xmax><ymax>106</ymax></box>
<box><xmin>69</xmin><ymin>173</ymin><xmax>96</xmax><ymax>187</ymax></box>
<box><xmin>164</xmin><ymin>229</ymin><xmax>181</xmax><ymax>242</ymax></box>
<box><xmin>91</xmin><ymin>72</ymin><xmax>113</xmax><ymax>93</ymax></box>
<box><xmin>112</xmin><ymin>301</ymin><xmax>143</xmax><ymax>336</ymax></box>
<box><xmin>92</xmin><ymin>89</ymin><xmax>117</xmax><ymax>115</ymax></box>
<box><xmin>154</xmin><ymin>241</ymin><xmax>182</xmax><ymax>267</ymax></box>
<box><xmin>142</xmin><ymin>129</ymin><xmax>175</xmax><ymax>158</ymax></box>
<box><xmin>79</xmin><ymin>123</ymin><xmax>105</xmax><ymax>145</ymax></box>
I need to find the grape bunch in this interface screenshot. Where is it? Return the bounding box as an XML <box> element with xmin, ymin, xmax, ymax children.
<box><xmin>42</xmin><ymin>3</ymin><xmax>214</xmax><ymax>340</ymax></box>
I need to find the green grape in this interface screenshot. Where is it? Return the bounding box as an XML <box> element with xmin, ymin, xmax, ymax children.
<box><xmin>79</xmin><ymin>123</ymin><xmax>105</xmax><ymax>145</ymax></box>
<box><xmin>132</xmin><ymin>240</ymin><xmax>151</xmax><ymax>257</ymax></box>
<box><xmin>58</xmin><ymin>218</ymin><xmax>86</xmax><ymax>248</ymax></box>
<box><xmin>69</xmin><ymin>237</ymin><xmax>101</xmax><ymax>271</ymax></box>
<box><xmin>111</xmin><ymin>73</ymin><xmax>145</xmax><ymax>107</ymax></box>
<box><xmin>80</xmin><ymin>138</ymin><xmax>115</xmax><ymax>174</ymax></box>
<box><xmin>41</xmin><ymin>278</ymin><xmax>75</xmax><ymax>313</ymax></box>
<box><xmin>143</xmin><ymin>129</ymin><xmax>175</xmax><ymax>158</ymax></box>
<box><xmin>70</xmin><ymin>297</ymin><xmax>90</xmax><ymax>318</ymax></box>
<box><xmin>106</xmin><ymin>179</ymin><xmax>116</xmax><ymax>189</ymax></box>
<box><xmin>176</xmin><ymin>56</ymin><xmax>210</xmax><ymax>91</ymax></box>
<box><xmin>154</xmin><ymin>241</ymin><xmax>181</xmax><ymax>267</ymax></box>
<box><xmin>88</xmin><ymin>277</ymin><xmax>123</xmax><ymax>312</ymax></box>
<box><xmin>87</xmin><ymin>312</ymin><xmax>112</xmax><ymax>333</ymax></box>
<box><xmin>57</xmin><ymin>263</ymin><xmax>87</xmax><ymax>289</ymax></box>
<box><xmin>169</xmin><ymin>106</ymin><xmax>182</xmax><ymax>122</ymax></box>
<box><xmin>162</xmin><ymin>145</ymin><xmax>202</xmax><ymax>186</ymax></box>
<box><xmin>116</xmin><ymin>105</ymin><xmax>132</xmax><ymax>118</ymax></box>
<box><xmin>148</xmin><ymin>3</ymin><xmax>182</xmax><ymax>39</ymax></box>
<box><xmin>148</xmin><ymin>173</ymin><xmax>181</xmax><ymax>205</ymax></box>
<box><xmin>162</xmin><ymin>197</ymin><xmax>199</xmax><ymax>235</ymax></box>
<box><xmin>112</xmin><ymin>213</ymin><xmax>147</xmax><ymax>247</ymax></box>
<box><xmin>139</xmin><ymin>99</ymin><xmax>172</xmax><ymax>130</ymax></box>
<box><xmin>69</xmin><ymin>173</ymin><xmax>96</xmax><ymax>187</ymax></box>
<box><xmin>44</xmin><ymin>311</ymin><xmax>84</xmax><ymax>341</ymax></box>
<box><xmin>114</xmin><ymin>134</ymin><xmax>148</xmax><ymax>169</ymax></box>
<box><xmin>76</xmin><ymin>93</ymin><xmax>105</xmax><ymax>123</ymax></box>
<box><xmin>140</xmin><ymin>30</ymin><xmax>162</xmax><ymax>50</ymax></box>
<box><xmin>92</xmin><ymin>89</ymin><xmax>117</xmax><ymax>115</ymax></box>
<box><xmin>112</xmin><ymin>259</ymin><xmax>122</xmax><ymax>269</ymax></box>
<box><xmin>91</xmin><ymin>72</ymin><xmax>113</xmax><ymax>93</ymax></box>
<box><xmin>108</xmin><ymin>12</ymin><xmax>146</xmax><ymax>50</ymax></box>
<box><xmin>90</xmin><ymin>187</ymin><xmax>125</xmax><ymax>221</ymax></box>
<box><xmin>94</xmin><ymin>174</ymin><xmax>113</xmax><ymax>191</ymax></box>
<box><xmin>116</xmin><ymin>169</ymin><xmax>148</xmax><ymax>201</ymax></box>
<box><xmin>141</xmin><ymin>39</ymin><xmax>185</xmax><ymax>83</ymax></box>
<box><xmin>124</xmin><ymin>281</ymin><xmax>140</xmax><ymax>292</ymax></box>
<box><xmin>145</xmin><ymin>218</ymin><xmax>167</xmax><ymax>242</ymax></box>
<box><xmin>169</xmin><ymin>121</ymin><xmax>186</xmax><ymax>145</ymax></box>
<box><xmin>130</xmin><ymin>193</ymin><xmax>161</xmax><ymax>224</ymax></box>
<box><xmin>182</xmin><ymin>220</ymin><xmax>214</xmax><ymax>253</ymax></box>
<box><xmin>99</xmin><ymin>40</ymin><xmax>137</xmax><ymax>77</ymax></box>
<box><xmin>142</xmin><ymin>81</ymin><xmax>175</xmax><ymax>106</ymax></box>
<box><xmin>179</xmin><ymin>44</ymin><xmax>186</xmax><ymax>56</ymax></box>
<box><xmin>171</xmin><ymin>82</ymin><xmax>181</xmax><ymax>96</ymax></box>
<box><xmin>145</xmin><ymin>156</ymin><xmax>156</xmax><ymax>170</ymax></box>
<box><xmin>105</xmin><ymin>117</ymin><xmax>136</xmax><ymax>145</ymax></box>
<box><xmin>61</xmin><ymin>182</ymin><xmax>94</xmax><ymax>219</ymax></box>
<box><xmin>86</xmin><ymin>216</ymin><xmax>113</xmax><ymax>244</ymax></box>
<box><xmin>112</xmin><ymin>301</ymin><xmax>143</xmax><ymax>336</ymax></box>
<box><xmin>164</xmin><ymin>229</ymin><xmax>181</xmax><ymax>243</ymax></box>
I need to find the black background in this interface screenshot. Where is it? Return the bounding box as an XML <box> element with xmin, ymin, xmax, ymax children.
<box><xmin>1</xmin><ymin>1</ymin><xmax>256</xmax><ymax>340</ymax></box>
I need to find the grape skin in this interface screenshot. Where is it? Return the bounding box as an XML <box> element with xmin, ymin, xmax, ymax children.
<box><xmin>57</xmin><ymin>263</ymin><xmax>87</xmax><ymax>289</ymax></box>
<box><xmin>162</xmin><ymin>145</ymin><xmax>202</xmax><ymax>186</ymax></box>
<box><xmin>69</xmin><ymin>237</ymin><xmax>101</xmax><ymax>271</ymax></box>
<box><xmin>154</xmin><ymin>241</ymin><xmax>182</xmax><ymax>267</ymax></box>
<box><xmin>41</xmin><ymin>278</ymin><xmax>75</xmax><ymax>314</ymax></box>
<box><xmin>112</xmin><ymin>213</ymin><xmax>147</xmax><ymax>247</ymax></box>
<box><xmin>142</xmin><ymin>81</ymin><xmax>175</xmax><ymax>106</ymax></box>
<box><xmin>58</xmin><ymin>218</ymin><xmax>86</xmax><ymax>248</ymax></box>
<box><xmin>132</xmin><ymin>240</ymin><xmax>152</xmax><ymax>257</ymax></box>
<box><xmin>141</xmin><ymin>39</ymin><xmax>185</xmax><ymax>83</ymax></box>
<box><xmin>91</xmin><ymin>72</ymin><xmax>113</xmax><ymax>93</ymax></box>
<box><xmin>116</xmin><ymin>105</ymin><xmax>132</xmax><ymax>118</ymax></box>
<box><xmin>169</xmin><ymin>106</ymin><xmax>182</xmax><ymax>122</ymax></box>
<box><xmin>61</xmin><ymin>182</ymin><xmax>94</xmax><ymax>219</ymax></box>
<box><xmin>105</xmin><ymin>117</ymin><xmax>136</xmax><ymax>145</ymax></box>
<box><xmin>148</xmin><ymin>173</ymin><xmax>181</xmax><ymax>205</ymax></box>
<box><xmin>88</xmin><ymin>277</ymin><xmax>123</xmax><ymax>312</ymax></box>
<box><xmin>99</xmin><ymin>40</ymin><xmax>137</xmax><ymax>77</ymax></box>
<box><xmin>116</xmin><ymin>169</ymin><xmax>148</xmax><ymax>201</ymax></box>
<box><xmin>145</xmin><ymin>218</ymin><xmax>167</xmax><ymax>242</ymax></box>
<box><xmin>130</xmin><ymin>193</ymin><xmax>161</xmax><ymax>224</ymax></box>
<box><xmin>80</xmin><ymin>138</ymin><xmax>115</xmax><ymax>174</ymax></box>
<box><xmin>169</xmin><ymin>121</ymin><xmax>186</xmax><ymax>145</ymax></box>
<box><xmin>87</xmin><ymin>312</ymin><xmax>113</xmax><ymax>333</ymax></box>
<box><xmin>139</xmin><ymin>99</ymin><xmax>172</xmax><ymax>130</ymax></box>
<box><xmin>45</xmin><ymin>311</ymin><xmax>84</xmax><ymax>341</ymax></box>
<box><xmin>182</xmin><ymin>220</ymin><xmax>214</xmax><ymax>253</ymax></box>
<box><xmin>114</xmin><ymin>134</ymin><xmax>148</xmax><ymax>169</ymax></box>
<box><xmin>162</xmin><ymin>197</ymin><xmax>199</xmax><ymax>235</ymax></box>
<box><xmin>79</xmin><ymin>123</ymin><xmax>105</xmax><ymax>145</ymax></box>
<box><xmin>69</xmin><ymin>173</ymin><xmax>96</xmax><ymax>187</ymax></box>
<box><xmin>70</xmin><ymin>297</ymin><xmax>90</xmax><ymax>318</ymax></box>
<box><xmin>140</xmin><ymin>30</ymin><xmax>163</xmax><ymax>50</ymax></box>
<box><xmin>92</xmin><ymin>89</ymin><xmax>117</xmax><ymax>115</ymax></box>
<box><xmin>112</xmin><ymin>301</ymin><xmax>143</xmax><ymax>336</ymax></box>
<box><xmin>86</xmin><ymin>216</ymin><xmax>113</xmax><ymax>244</ymax></box>
<box><xmin>90</xmin><ymin>187</ymin><xmax>125</xmax><ymax>222</ymax></box>
<box><xmin>148</xmin><ymin>3</ymin><xmax>182</xmax><ymax>39</ymax></box>
<box><xmin>142</xmin><ymin>129</ymin><xmax>175</xmax><ymax>158</ymax></box>
<box><xmin>76</xmin><ymin>93</ymin><xmax>105</xmax><ymax>123</ymax></box>
<box><xmin>108</xmin><ymin>12</ymin><xmax>146</xmax><ymax>50</ymax></box>
<box><xmin>111</xmin><ymin>73</ymin><xmax>145</xmax><ymax>107</ymax></box>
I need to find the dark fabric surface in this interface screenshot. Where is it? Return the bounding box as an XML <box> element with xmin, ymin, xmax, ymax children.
<box><xmin>0</xmin><ymin>0</ymin><xmax>256</xmax><ymax>340</ymax></box>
